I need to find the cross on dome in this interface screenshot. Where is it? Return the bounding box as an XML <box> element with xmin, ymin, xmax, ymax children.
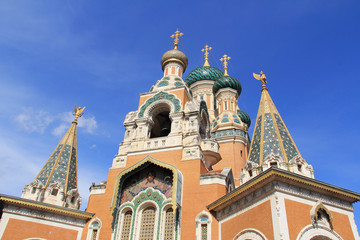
<box><xmin>201</xmin><ymin>44</ymin><xmax>212</xmax><ymax>67</ymax></box>
<box><xmin>171</xmin><ymin>30</ymin><xmax>184</xmax><ymax>50</ymax></box>
<box><xmin>220</xmin><ymin>54</ymin><xmax>231</xmax><ymax>76</ymax></box>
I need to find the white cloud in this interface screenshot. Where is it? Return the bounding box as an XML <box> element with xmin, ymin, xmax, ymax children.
<box><xmin>52</xmin><ymin>111</ymin><xmax>98</xmax><ymax>136</ymax></box>
<box><xmin>52</xmin><ymin>124</ymin><xmax>69</xmax><ymax>137</ymax></box>
<box><xmin>15</xmin><ymin>107</ymin><xmax>53</xmax><ymax>134</ymax></box>
<box><xmin>90</xmin><ymin>144</ymin><xmax>96</xmax><ymax>149</ymax></box>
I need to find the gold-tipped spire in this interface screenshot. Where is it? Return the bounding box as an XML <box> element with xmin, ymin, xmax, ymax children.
<box><xmin>220</xmin><ymin>54</ymin><xmax>231</xmax><ymax>76</ymax></box>
<box><xmin>253</xmin><ymin>71</ymin><xmax>267</xmax><ymax>91</ymax></box>
<box><xmin>171</xmin><ymin>30</ymin><xmax>183</xmax><ymax>50</ymax></box>
<box><xmin>201</xmin><ymin>44</ymin><xmax>212</xmax><ymax>67</ymax></box>
<box><xmin>73</xmin><ymin>104</ymin><xmax>85</xmax><ymax>123</ymax></box>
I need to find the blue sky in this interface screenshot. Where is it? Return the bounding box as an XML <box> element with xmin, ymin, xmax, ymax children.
<box><xmin>0</xmin><ymin>0</ymin><xmax>359</xmax><ymax>225</ymax></box>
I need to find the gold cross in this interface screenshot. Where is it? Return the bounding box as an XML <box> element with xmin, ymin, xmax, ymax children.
<box><xmin>201</xmin><ymin>45</ymin><xmax>212</xmax><ymax>67</ymax></box>
<box><xmin>171</xmin><ymin>30</ymin><xmax>183</xmax><ymax>50</ymax></box>
<box><xmin>220</xmin><ymin>54</ymin><xmax>231</xmax><ymax>76</ymax></box>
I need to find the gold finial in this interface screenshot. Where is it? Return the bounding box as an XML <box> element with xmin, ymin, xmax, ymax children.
<box><xmin>73</xmin><ymin>104</ymin><xmax>85</xmax><ymax>123</ymax></box>
<box><xmin>171</xmin><ymin>30</ymin><xmax>183</xmax><ymax>50</ymax></box>
<box><xmin>253</xmin><ymin>71</ymin><xmax>267</xmax><ymax>91</ymax></box>
<box><xmin>201</xmin><ymin>45</ymin><xmax>212</xmax><ymax>67</ymax></box>
<box><xmin>220</xmin><ymin>54</ymin><xmax>231</xmax><ymax>76</ymax></box>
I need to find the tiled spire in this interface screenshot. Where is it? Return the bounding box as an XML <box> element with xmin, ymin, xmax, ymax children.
<box><xmin>240</xmin><ymin>72</ymin><xmax>313</xmax><ymax>184</ymax></box>
<box><xmin>22</xmin><ymin>105</ymin><xmax>85</xmax><ymax>209</ymax></box>
<box><xmin>247</xmin><ymin>83</ymin><xmax>301</xmax><ymax>165</ymax></box>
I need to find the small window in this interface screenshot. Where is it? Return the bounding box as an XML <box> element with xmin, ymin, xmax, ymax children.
<box><xmin>139</xmin><ymin>207</ymin><xmax>156</xmax><ymax>239</ymax></box>
<box><xmin>91</xmin><ymin>229</ymin><xmax>98</xmax><ymax>240</ymax></box>
<box><xmin>297</xmin><ymin>164</ymin><xmax>302</xmax><ymax>172</ymax></box>
<box><xmin>270</xmin><ymin>162</ymin><xmax>278</xmax><ymax>168</ymax></box>
<box><xmin>201</xmin><ymin>224</ymin><xmax>207</xmax><ymax>239</ymax></box>
<box><xmin>51</xmin><ymin>188</ymin><xmax>58</xmax><ymax>196</ymax></box>
<box><xmin>196</xmin><ymin>212</ymin><xmax>211</xmax><ymax>240</ymax></box>
<box><xmin>240</xmin><ymin>150</ymin><xmax>243</xmax><ymax>157</ymax></box>
<box><xmin>225</xmin><ymin>101</ymin><xmax>228</xmax><ymax>110</ymax></box>
<box><xmin>248</xmin><ymin>170</ymin><xmax>253</xmax><ymax>177</ymax></box>
<box><xmin>200</xmin><ymin>95</ymin><xmax>204</xmax><ymax>100</ymax></box>
<box><xmin>71</xmin><ymin>196</ymin><xmax>76</xmax><ymax>204</ymax></box>
<box><xmin>31</xmin><ymin>187</ymin><xmax>36</xmax><ymax>194</ymax></box>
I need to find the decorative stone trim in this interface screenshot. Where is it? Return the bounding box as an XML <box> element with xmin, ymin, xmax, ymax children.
<box><xmin>138</xmin><ymin>92</ymin><xmax>181</xmax><ymax>118</ymax></box>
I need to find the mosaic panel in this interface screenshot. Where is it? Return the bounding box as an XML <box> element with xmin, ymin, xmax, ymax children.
<box><xmin>248</xmin><ymin>116</ymin><xmax>262</xmax><ymax>164</ymax></box>
<box><xmin>274</xmin><ymin>113</ymin><xmax>299</xmax><ymax>160</ymax></box>
<box><xmin>120</xmin><ymin>166</ymin><xmax>173</xmax><ymax>204</ymax></box>
<box><xmin>263</xmin><ymin>113</ymin><xmax>283</xmax><ymax>160</ymax></box>
<box><xmin>138</xmin><ymin>92</ymin><xmax>181</xmax><ymax>118</ymax></box>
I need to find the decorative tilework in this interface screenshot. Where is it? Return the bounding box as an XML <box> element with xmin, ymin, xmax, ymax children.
<box><xmin>274</xmin><ymin>113</ymin><xmax>299</xmax><ymax>160</ymax></box>
<box><xmin>138</xmin><ymin>92</ymin><xmax>181</xmax><ymax>118</ymax></box>
<box><xmin>158</xmin><ymin>81</ymin><xmax>169</xmax><ymax>87</ymax></box>
<box><xmin>221</xmin><ymin>118</ymin><xmax>229</xmax><ymax>123</ymax></box>
<box><xmin>211</xmin><ymin>129</ymin><xmax>247</xmax><ymax>138</ymax></box>
<box><xmin>263</xmin><ymin>113</ymin><xmax>283</xmax><ymax>160</ymax></box>
<box><xmin>174</xmin><ymin>82</ymin><xmax>184</xmax><ymax>87</ymax></box>
<box><xmin>36</xmin><ymin>144</ymin><xmax>64</xmax><ymax>186</ymax></box>
<box><xmin>237</xmin><ymin>109</ymin><xmax>251</xmax><ymax>126</ymax></box>
<box><xmin>248</xmin><ymin>116</ymin><xmax>262</xmax><ymax>164</ymax></box>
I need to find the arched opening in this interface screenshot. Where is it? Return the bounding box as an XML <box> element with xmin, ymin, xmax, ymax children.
<box><xmin>150</xmin><ymin>110</ymin><xmax>171</xmax><ymax>138</ymax></box>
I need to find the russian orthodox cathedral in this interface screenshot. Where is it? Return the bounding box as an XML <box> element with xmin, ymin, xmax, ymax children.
<box><xmin>0</xmin><ymin>30</ymin><xmax>359</xmax><ymax>240</ymax></box>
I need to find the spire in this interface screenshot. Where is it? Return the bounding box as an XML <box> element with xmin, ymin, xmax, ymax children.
<box><xmin>202</xmin><ymin>44</ymin><xmax>212</xmax><ymax>67</ymax></box>
<box><xmin>248</xmin><ymin>72</ymin><xmax>301</xmax><ymax>165</ymax></box>
<box><xmin>220</xmin><ymin>54</ymin><xmax>231</xmax><ymax>76</ymax></box>
<box><xmin>22</xmin><ymin>105</ymin><xmax>85</xmax><ymax>209</ymax></box>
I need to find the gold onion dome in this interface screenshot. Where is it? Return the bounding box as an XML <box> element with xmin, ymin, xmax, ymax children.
<box><xmin>161</xmin><ymin>49</ymin><xmax>188</xmax><ymax>72</ymax></box>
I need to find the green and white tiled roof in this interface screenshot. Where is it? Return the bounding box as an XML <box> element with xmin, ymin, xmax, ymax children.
<box><xmin>248</xmin><ymin>88</ymin><xmax>301</xmax><ymax>165</ymax></box>
<box><xmin>185</xmin><ymin>66</ymin><xmax>223</xmax><ymax>86</ymax></box>
<box><xmin>213</xmin><ymin>75</ymin><xmax>242</xmax><ymax>95</ymax></box>
<box><xmin>34</xmin><ymin>121</ymin><xmax>78</xmax><ymax>193</ymax></box>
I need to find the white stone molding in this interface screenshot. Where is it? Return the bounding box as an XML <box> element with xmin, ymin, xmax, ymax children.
<box><xmin>270</xmin><ymin>193</ymin><xmax>290</xmax><ymax>240</ymax></box>
<box><xmin>89</xmin><ymin>181</ymin><xmax>106</xmax><ymax>195</ymax></box>
<box><xmin>158</xmin><ymin>203</ymin><xmax>176</xmax><ymax>240</ymax></box>
<box><xmin>182</xmin><ymin>146</ymin><xmax>203</xmax><ymax>161</ymax></box>
<box><xmin>195</xmin><ymin>210</ymin><xmax>212</xmax><ymax>240</ymax></box>
<box><xmin>112</xmin><ymin>155</ymin><xmax>127</xmax><ymax>168</ymax></box>
<box><xmin>296</xmin><ymin>224</ymin><xmax>344</xmax><ymax>240</ymax></box>
<box><xmin>234</xmin><ymin>228</ymin><xmax>268</xmax><ymax>240</ymax></box>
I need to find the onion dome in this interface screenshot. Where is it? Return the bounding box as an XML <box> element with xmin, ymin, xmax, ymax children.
<box><xmin>213</xmin><ymin>75</ymin><xmax>242</xmax><ymax>96</ymax></box>
<box><xmin>237</xmin><ymin>109</ymin><xmax>251</xmax><ymax>126</ymax></box>
<box><xmin>161</xmin><ymin>49</ymin><xmax>188</xmax><ymax>72</ymax></box>
<box><xmin>185</xmin><ymin>66</ymin><xmax>223</xmax><ymax>86</ymax></box>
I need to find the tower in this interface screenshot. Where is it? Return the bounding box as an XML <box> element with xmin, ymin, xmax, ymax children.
<box><xmin>21</xmin><ymin>105</ymin><xmax>85</xmax><ymax>209</ymax></box>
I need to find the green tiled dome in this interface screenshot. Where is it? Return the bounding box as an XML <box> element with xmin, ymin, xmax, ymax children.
<box><xmin>185</xmin><ymin>66</ymin><xmax>223</xmax><ymax>86</ymax></box>
<box><xmin>213</xmin><ymin>76</ymin><xmax>242</xmax><ymax>95</ymax></box>
<box><xmin>237</xmin><ymin>109</ymin><xmax>251</xmax><ymax>126</ymax></box>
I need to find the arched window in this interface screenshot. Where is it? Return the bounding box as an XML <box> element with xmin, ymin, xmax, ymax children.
<box><xmin>86</xmin><ymin>218</ymin><xmax>102</xmax><ymax>240</ymax></box>
<box><xmin>195</xmin><ymin>211</ymin><xmax>212</xmax><ymax>240</ymax></box>
<box><xmin>31</xmin><ymin>187</ymin><xmax>36</xmax><ymax>194</ymax></box>
<box><xmin>163</xmin><ymin>208</ymin><xmax>174</xmax><ymax>240</ymax></box>
<box><xmin>121</xmin><ymin>210</ymin><xmax>132</xmax><ymax>240</ymax></box>
<box><xmin>139</xmin><ymin>206</ymin><xmax>156</xmax><ymax>240</ymax></box>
